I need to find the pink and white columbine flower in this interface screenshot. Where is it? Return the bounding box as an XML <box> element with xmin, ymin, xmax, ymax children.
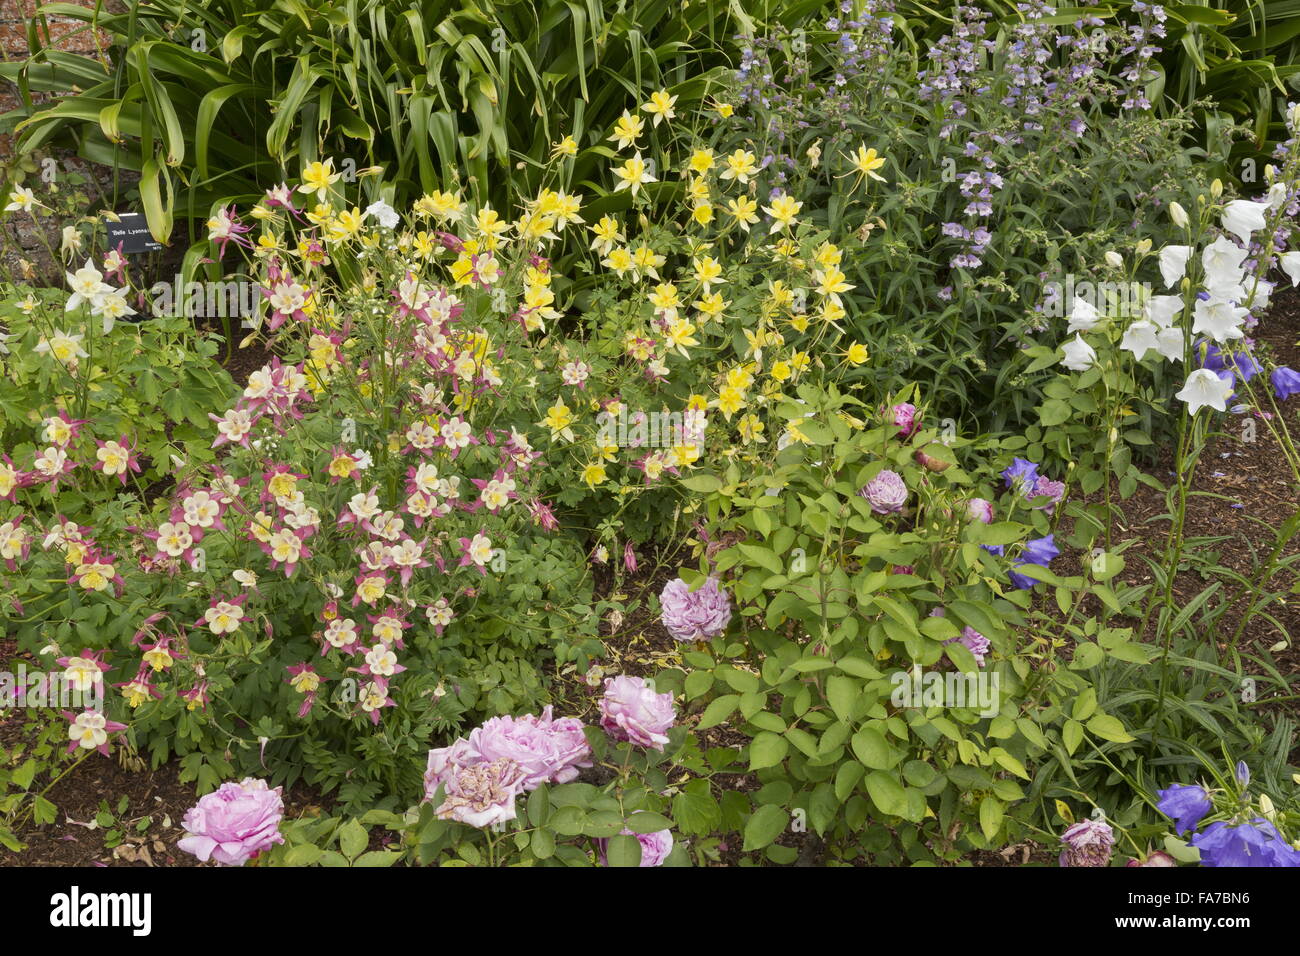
<box><xmin>41</xmin><ymin>411</ymin><xmax>90</xmax><ymax>447</ymax></box>
<box><xmin>93</xmin><ymin>436</ymin><xmax>141</xmax><ymax>484</ymax></box>
<box><xmin>425</xmin><ymin>598</ymin><xmax>454</xmax><ymax>635</ymax></box>
<box><xmin>0</xmin><ymin>516</ymin><xmax>31</xmax><ymax>570</ymax></box>
<box><xmin>63</xmin><ymin>710</ymin><xmax>127</xmax><ymax>756</ymax></box>
<box><xmin>32</xmin><ymin>445</ymin><xmax>75</xmax><ymax>490</ymax></box>
<box><xmin>200</xmin><ymin>596</ymin><xmax>247</xmax><ymax>635</ymax></box>
<box><xmin>206</xmin><ymin>204</ymin><xmax>253</xmax><ymax>258</ymax></box>
<box><xmin>353</xmin><ymin>571</ymin><xmax>389</xmax><ymax>606</ymax></box>
<box><xmin>458</xmin><ymin>531</ymin><xmax>493</xmax><ymax>574</ymax></box>
<box><xmin>322</xmin><ymin>617</ymin><xmax>361</xmax><ymax>654</ymax></box>
<box><xmin>285</xmin><ymin>663</ymin><xmax>323</xmax><ymax>717</ymax></box>
<box><xmin>357</xmin><ymin>679</ymin><xmax>396</xmax><ymax>725</ymax></box>
<box><xmin>56</xmin><ymin>649</ymin><xmax>111</xmax><ymax>692</ymax></box>
<box><xmin>210</xmin><ymin>407</ymin><xmax>257</xmax><ymax>449</ymax></box>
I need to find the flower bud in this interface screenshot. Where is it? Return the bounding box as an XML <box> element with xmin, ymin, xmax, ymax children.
<box><xmin>1105</xmin><ymin>250</ymin><xmax>1123</xmax><ymax>268</ymax></box>
<box><xmin>1211</xmin><ymin>179</ymin><xmax>1223</xmax><ymax>199</ymax></box>
<box><xmin>914</xmin><ymin>445</ymin><xmax>951</xmax><ymax>472</ymax></box>
<box><xmin>1169</xmin><ymin>201</ymin><xmax>1188</xmax><ymax>228</ymax></box>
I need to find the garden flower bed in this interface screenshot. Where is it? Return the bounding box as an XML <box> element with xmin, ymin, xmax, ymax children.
<box><xmin>1</xmin><ymin>0</ymin><xmax>1300</xmax><ymax>878</ymax></box>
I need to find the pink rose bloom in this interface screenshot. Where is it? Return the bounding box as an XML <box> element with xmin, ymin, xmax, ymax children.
<box><xmin>423</xmin><ymin>737</ymin><xmax>484</xmax><ymax>803</ymax></box>
<box><xmin>967</xmin><ymin>498</ymin><xmax>995</xmax><ymax>524</ymax></box>
<box><xmin>599</xmin><ymin>675</ymin><xmax>676</xmax><ymax>751</ymax></box>
<box><xmin>659</xmin><ymin>576</ymin><xmax>731</xmax><ymax>642</ymax></box>
<box><xmin>436</xmin><ymin>757</ymin><xmax>527</xmax><ymax>829</ymax></box>
<box><xmin>468</xmin><ymin>706</ymin><xmax>592</xmax><ymax>790</ymax></box>
<box><xmin>598</xmin><ymin>826</ymin><xmax>674</xmax><ymax>867</ymax></box>
<box><xmin>177</xmin><ymin>777</ymin><xmax>285</xmax><ymax>866</ymax></box>
<box><xmin>1027</xmin><ymin>476</ymin><xmax>1065</xmax><ymax>514</ymax></box>
<box><xmin>1059</xmin><ymin>819</ymin><xmax>1115</xmax><ymax>867</ymax></box>
<box><xmin>859</xmin><ymin>469</ymin><xmax>908</xmax><ymax>514</ymax></box>
<box><xmin>891</xmin><ymin>403</ymin><xmax>917</xmax><ymax>437</ymax></box>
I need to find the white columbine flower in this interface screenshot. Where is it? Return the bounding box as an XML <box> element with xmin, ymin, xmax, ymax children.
<box><xmin>1175</xmin><ymin>368</ymin><xmax>1234</xmax><ymax>415</ymax></box>
<box><xmin>1221</xmin><ymin>199</ymin><xmax>1271</xmax><ymax>245</ymax></box>
<box><xmin>1159</xmin><ymin>245</ymin><xmax>1192</xmax><ymax>289</ymax></box>
<box><xmin>65</xmin><ymin>260</ymin><xmax>110</xmax><ymax>312</ymax></box>
<box><xmin>4</xmin><ymin>185</ymin><xmax>36</xmax><ymax>213</ymax></box>
<box><xmin>364</xmin><ymin>200</ymin><xmax>399</xmax><ymax>229</ymax></box>
<box><xmin>1060</xmin><ymin>334</ymin><xmax>1097</xmax><ymax>371</ymax></box>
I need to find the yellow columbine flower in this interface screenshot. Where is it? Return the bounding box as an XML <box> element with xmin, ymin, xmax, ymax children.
<box><xmin>687</xmin><ymin>149</ymin><xmax>715</xmax><ymax>176</ymax></box>
<box><xmin>763</xmin><ymin>194</ymin><xmax>802</xmax><ymax>232</ymax></box>
<box><xmin>692</xmin><ymin>203</ymin><xmax>715</xmax><ymax>226</ymax></box>
<box><xmin>582</xmin><ymin>462</ymin><xmax>607</xmax><ymax>488</ymax></box>
<box><xmin>715</xmin><ymin>386</ymin><xmax>746</xmax><ymax>419</ymax></box>
<box><xmin>719</xmin><ymin>149</ymin><xmax>758</xmax><ymax>184</ymax></box>
<box><xmin>552</xmin><ymin>135</ymin><xmax>579</xmax><ymax>158</ymax></box>
<box><xmin>648</xmin><ymin>283</ymin><xmax>681</xmax><ymax>317</ymax></box>
<box><xmin>769</xmin><ymin>360</ymin><xmax>792</xmax><ymax>382</ymax></box>
<box><xmin>325</xmin><ymin>207</ymin><xmax>364</xmax><ymax>241</ymax></box>
<box><xmin>843</xmin><ymin>145</ymin><xmax>888</xmax><ymax>187</ymax></box>
<box><xmin>815</xmin><ymin>266</ymin><xmax>855</xmax><ymax>299</ymax></box>
<box><xmin>694</xmin><ymin>290</ymin><xmax>728</xmax><ymax>322</ymax></box>
<box><xmin>298</xmin><ymin>160</ymin><xmax>340</xmax><ymax>200</ymax></box>
<box><xmin>710</xmin><ymin>98</ymin><xmax>734</xmax><ymax>119</ymax></box>
<box><xmin>692</xmin><ymin>256</ymin><xmax>724</xmax><ymax>291</ymax></box>
<box><xmin>642</xmin><ymin>89</ymin><xmax>678</xmax><ymax>126</ymax></box>
<box><xmin>609</xmin><ymin>111</ymin><xmax>644</xmax><ymax>150</ymax></box>
<box><xmin>844</xmin><ymin>342</ymin><xmax>870</xmax><ymax>365</ymax></box>
<box><xmin>815</xmin><ymin>242</ymin><xmax>842</xmax><ymax>270</ymax></box>
<box><xmin>603</xmin><ymin>246</ymin><xmax>634</xmax><ymax>277</ymax></box>
<box><xmin>726</xmin><ymin>195</ymin><xmax>759</xmax><ymax>230</ymax></box>
<box><xmin>541</xmin><ymin>400</ymin><xmax>576</xmax><ymax>442</ymax></box>
<box><xmin>414</xmin><ymin>190</ymin><xmax>465</xmax><ymax>222</ymax></box>
<box><xmin>613</xmin><ymin>154</ymin><xmax>656</xmax><ymax>197</ymax></box>
<box><xmin>590</xmin><ymin>215</ymin><xmax>624</xmax><ymax>255</ymax></box>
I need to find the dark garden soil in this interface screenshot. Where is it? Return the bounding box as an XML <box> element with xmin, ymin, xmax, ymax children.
<box><xmin>5</xmin><ymin>287</ymin><xmax>1299</xmax><ymax>866</ymax></box>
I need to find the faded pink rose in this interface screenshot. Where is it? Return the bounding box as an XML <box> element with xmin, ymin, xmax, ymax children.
<box><xmin>599</xmin><ymin>675</ymin><xmax>676</xmax><ymax>751</ymax></box>
<box><xmin>967</xmin><ymin>498</ymin><xmax>995</xmax><ymax>524</ymax></box>
<box><xmin>435</xmin><ymin>757</ymin><xmax>527</xmax><ymax>829</ymax></box>
<box><xmin>859</xmin><ymin>469</ymin><xmax>908</xmax><ymax>514</ymax></box>
<box><xmin>468</xmin><ymin>706</ymin><xmax>592</xmax><ymax>790</ymax></box>
<box><xmin>177</xmin><ymin>777</ymin><xmax>285</xmax><ymax>866</ymax></box>
<box><xmin>659</xmin><ymin>575</ymin><xmax>731</xmax><ymax>642</ymax></box>
<box><xmin>891</xmin><ymin>402</ymin><xmax>917</xmax><ymax>437</ymax></box>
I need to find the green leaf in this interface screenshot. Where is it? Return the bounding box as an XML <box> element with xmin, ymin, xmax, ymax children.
<box><xmin>825</xmin><ymin>674</ymin><xmax>859</xmax><ymax>724</ymax></box>
<box><xmin>748</xmin><ymin>731</ymin><xmax>789</xmax><ymax>771</ymax></box>
<box><xmin>742</xmin><ymin>804</ymin><xmax>790</xmax><ymax>852</ymax></box>
<box><xmin>980</xmin><ymin>795</ymin><xmax>1004</xmax><ymax>841</ymax></box>
<box><xmin>1086</xmin><ymin>713</ymin><xmax>1135</xmax><ymax>743</ymax></box>
<box><xmin>863</xmin><ymin>771</ymin><xmax>909</xmax><ymax>818</ymax></box>
<box><xmin>338</xmin><ymin>819</ymin><xmax>368</xmax><ymax>860</ymax></box>
<box><xmin>851</xmin><ymin>725</ymin><xmax>893</xmax><ymax>770</ymax></box>
<box><xmin>625</xmin><ymin>812</ymin><xmax>673</xmax><ymax>834</ymax></box>
<box><xmin>606</xmin><ymin>833</ymin><xmax>643</xmax><ymax>867</ymax></box>
<box><xmin>697</xmin><ymin>694</ymin><xmax>739</xmax><ymax>728</ymax></box>
<box><xmin>353</xmin><ymin>850</ymin><xmax>402</xmax><ymax>867</ymax></box>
